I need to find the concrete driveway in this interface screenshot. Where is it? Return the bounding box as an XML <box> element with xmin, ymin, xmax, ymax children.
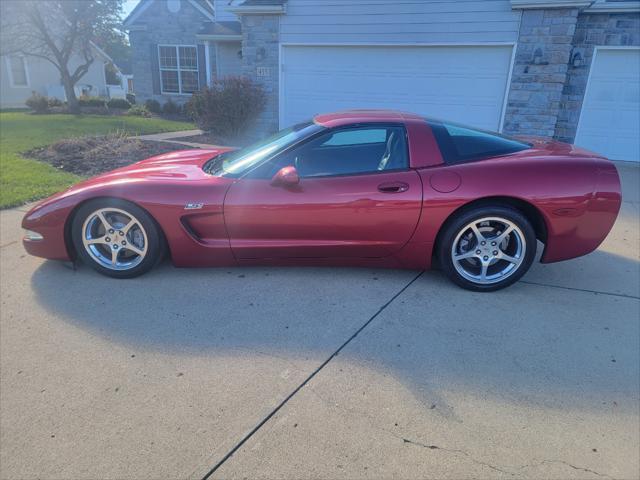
<box><xmin>1</xmin><ymin>162</ymin><xmax>638</xmax><ymax>480</ymax></box>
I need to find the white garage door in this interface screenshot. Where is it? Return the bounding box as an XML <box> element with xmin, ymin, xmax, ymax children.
<box><xmin>280</xmin><ymin>45</ymin><xmax>514</xmax><ymax>131</ymax></box>
<box><xmin>575</xmin><ymin>48</ymin><xmax>640</xmax><ymax>162</ymax></box>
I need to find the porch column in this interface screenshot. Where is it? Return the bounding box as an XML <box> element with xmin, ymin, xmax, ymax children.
<box><xmin>204</xmin><ymin>41</ymin><xmax>212</xmax><ymax>86</ymax></box>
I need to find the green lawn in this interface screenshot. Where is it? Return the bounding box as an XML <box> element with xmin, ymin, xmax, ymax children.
<box><xmin>0</xmin><ymin>112</ymin><xmax>194</xmax><ymax>209</ymax></box>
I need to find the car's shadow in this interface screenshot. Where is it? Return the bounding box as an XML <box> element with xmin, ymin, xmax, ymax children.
<box><xmin>30</xmin><ymin>246</ymin><xmax>640</xmax><ymax>415</ymax></box>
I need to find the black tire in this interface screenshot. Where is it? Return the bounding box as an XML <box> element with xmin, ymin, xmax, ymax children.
<box><xmin>437</xmin><ymin>205</ymin><xmax>536</xmax><ymax>292</ymax></box>
<box><xmin>71</xmin><ymin>198</ymin><xmax>163</xmax><ymax>279</ymax></box>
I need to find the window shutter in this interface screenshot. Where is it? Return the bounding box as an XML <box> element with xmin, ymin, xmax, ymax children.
<box><xmin>197</xmin><ymin>44</ymin><xmax>206</xmax><ymax>89</ymax></box>
<box><xmin>150</xmin><ymin>44</ymin><xmax>161</xmax><ymax>95</ymax></box>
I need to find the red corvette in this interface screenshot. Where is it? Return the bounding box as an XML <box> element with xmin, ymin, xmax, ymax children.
<box><xmin>22</xmin><ymin>110</ymin><xmax>621</xmax><ymax>291</ymax></box>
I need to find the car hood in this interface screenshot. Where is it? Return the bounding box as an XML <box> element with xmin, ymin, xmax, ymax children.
<box><xmin>62</xmin><ymin>147</ymin><xmax>236</xmax><ymax>191</ymax></box>
<box><xmin>28</xmin><ymin>147</ymin><xmax>235</xmax><ymax>213</ymax></box>
<box><xmin>93</xmin><ymin>147</ymin><xmax>234</xmax><ymax>181</ymax></box>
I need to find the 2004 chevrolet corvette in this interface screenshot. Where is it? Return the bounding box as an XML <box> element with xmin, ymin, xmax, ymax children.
<box><xmin>22</xmin><ymin>110</ymin><xmax>621</xmax><ymax>291</ymax></box>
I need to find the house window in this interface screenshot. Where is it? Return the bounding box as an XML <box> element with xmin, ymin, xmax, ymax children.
<box><xmin>158</xmin><ymin>45</ymin><xmax>199</xmax><ymax>95</ymax></box>
<box><xmin>6</xmin><ymin>56</ymin><xmax>29</xmax><ymax>87</ymax></box>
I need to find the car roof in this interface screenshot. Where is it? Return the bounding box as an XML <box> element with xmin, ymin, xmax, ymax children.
<box><xmin>313</xmin><ymin>110</ymin><xmax>424</xmax><ymax>128</ymax></box>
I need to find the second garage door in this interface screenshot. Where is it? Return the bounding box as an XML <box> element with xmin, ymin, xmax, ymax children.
<box><xmin>574</xmin><ymin>48</ymin><xmax>640</xmax><ymax>162</ymax></box>
<box><xmin>280</xmin><ymin>45</ymin><xmax>514</xmax><ymax>131</ymax></box>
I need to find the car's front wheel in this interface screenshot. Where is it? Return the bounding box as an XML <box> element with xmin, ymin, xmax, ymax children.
<box><xmin>71</xmin><ymin>199</ymin><xmax>163</xmax><ymax>278</ymax></box>
<box><xmin>438</xmin><ymin>206</ymin><xmax>536</xmax><ymax>291</ymax></box>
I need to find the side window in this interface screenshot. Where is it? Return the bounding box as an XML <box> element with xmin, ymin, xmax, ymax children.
<box><xmin>321</xmin><ymin>128</ymin><xmax>387</xmax><ymax>146</ymax></box>
<box><xmin>252</xmin><ymin>126</ymin><xmax>408</xmax><ymax>179</ymax></box>
<box><xmin>431</xmin><ymin>122</ymin><xmax>531</xmax><ymax>164</ymax></box>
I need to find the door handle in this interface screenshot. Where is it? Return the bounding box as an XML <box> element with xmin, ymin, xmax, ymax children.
<box><xmin>378</xmin><ymin>182</ymin><xmax>409</xmax><ymax>193</ymax></box>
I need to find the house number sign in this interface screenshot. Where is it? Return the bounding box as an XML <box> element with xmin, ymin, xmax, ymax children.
<box><xmin>257</xmin><ymin>67</ymin><xmax>272</xmax><ymax>78</ymax></box>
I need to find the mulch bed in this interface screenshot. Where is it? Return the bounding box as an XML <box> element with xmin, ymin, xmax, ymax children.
<box><xmin>25</xmin><ymin>133</ymin><xmax>193</xmax><ymax>177</ymax></box>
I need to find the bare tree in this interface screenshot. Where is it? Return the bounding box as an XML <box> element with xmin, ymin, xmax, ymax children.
<box><xmin>1</xmin><ymin>0</ymin><xmax>124</xmax><ymax>112</ymax></box>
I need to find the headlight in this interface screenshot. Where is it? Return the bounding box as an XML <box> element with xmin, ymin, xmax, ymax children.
<box><xmin>23</xmin><ymin>230</ymin><xmax>44</xmax><ymax>241</ymax></box>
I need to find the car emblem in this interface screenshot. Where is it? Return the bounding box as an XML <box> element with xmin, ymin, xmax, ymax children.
<box><xmin>184</xmin><ymin>203</ymin><xmax>204</xmax><ymax>210</ymax></box>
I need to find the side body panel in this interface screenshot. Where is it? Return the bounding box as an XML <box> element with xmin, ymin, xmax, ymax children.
<box><xmin>22</xmin><ymin>150</ymin><xmax>239</xmax><ymax>267</ymax></box>
<box><xmin>413</xmin><ymin>149</ymin><xmax>621</xmax><ymax>267</ymax></box>
<box><xmin>223</xmin><ymin>170</ymin><xmax>423</xmax><ymax>259</ymax></box>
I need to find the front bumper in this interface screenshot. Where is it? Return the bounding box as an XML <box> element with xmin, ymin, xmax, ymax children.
<box><xmin>21</xmin><ymin>199</ymin><xmax>73</xmax><ymax>261</ymax></box>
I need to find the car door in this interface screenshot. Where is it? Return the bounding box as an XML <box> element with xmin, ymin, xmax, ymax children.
<box><xmin>223</xmin><ymin>125</ymin><xmax>423</xmax><ymax>259</ymax></box>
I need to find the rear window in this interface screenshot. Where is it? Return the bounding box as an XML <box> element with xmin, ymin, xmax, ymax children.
<box><xmin>430</xmin><ymin>121</ymin><xmax>531</xmax><ymax>165</ymax></box>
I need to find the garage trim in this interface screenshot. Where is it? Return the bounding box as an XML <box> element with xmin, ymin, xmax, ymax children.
<box><xmin>278</xmin><ymin>42</ymin><xmax>517</xmax><ymax>133</ymax></box>
<box><xmin>574</xmin><ymin>45</ymin><xmax>640</xmax><ymax>159</ymax></box>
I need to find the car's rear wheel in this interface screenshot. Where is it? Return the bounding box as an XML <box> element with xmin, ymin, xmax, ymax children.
<box><xmin>438</xmin><ymin>206</ymin><xmax>536</xmax><ymax>291</ymax></box>
<box><xmin>72</xmin><ymin>199</ymin><xmax>162</xmax><ymax>278</ymax></box>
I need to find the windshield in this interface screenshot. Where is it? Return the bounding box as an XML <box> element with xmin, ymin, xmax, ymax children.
<box><xmin>204</xmin><ymin>121</ymin><xmax>323</xmax><ymax>177</ymax></box>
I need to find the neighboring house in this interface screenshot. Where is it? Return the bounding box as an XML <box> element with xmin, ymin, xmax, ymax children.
<box><xmin>0</xmin><ymin>45</ymin><xmax>122</xmax><ymax>109</ymax></box>
<box><xmin>125</xmin><ymin>0</ymin><xmax>640</xmax><ymax>161</ymax></box>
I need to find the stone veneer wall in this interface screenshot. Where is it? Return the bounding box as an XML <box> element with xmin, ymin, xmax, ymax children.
<box><xmin>240</xmin><ymin>14</ymin><xmax>280</xmax><ymax>138</ymax></box>
<box><xmin>503</xmin><ymin>8</ymin><xmax>579</xmax><ymax>138</ymax></box>
<box><xmin>128</xmin><ymin>0</ymin><xmax>211</xmax><ymax>105</ymax></box>
<box><xmin>555</xmin><ymin>12</ymin><xmax>640</xmax><ymax>143</ymax></box>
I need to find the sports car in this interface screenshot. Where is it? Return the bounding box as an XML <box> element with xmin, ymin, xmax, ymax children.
<box><xmin>22</xmin><ymin>110</ymin><xmax>621</xmax><ymax>291</ymax></box>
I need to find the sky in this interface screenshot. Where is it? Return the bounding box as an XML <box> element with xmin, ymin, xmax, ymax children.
<box><xmin>121</xmin><ymin>0</ymin><xmax>140</xmax><ymax>20</ymax></box>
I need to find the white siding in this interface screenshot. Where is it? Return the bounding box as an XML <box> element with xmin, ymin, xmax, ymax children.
<box><xmin>280</xmin><ymin>0</ymin><xmax>522</xmax><ymax>44</ymax></box>
<box><xmin>214</xmin><ymin>0</ymin><xmax>237</xmax><ymax>22</ymax></box>
<box><xmin>0</xmin><ymin>54</ymin><xmax>108</xmax><ymax>109</ymax></box>
<box><xmin>216</xmin><ymin>42</ymin><xmax>243</xmax><ymax>78</ymax></box>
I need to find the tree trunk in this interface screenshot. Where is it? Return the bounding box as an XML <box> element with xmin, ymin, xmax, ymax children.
<box><xmin>61</xmin><ymin>73</ymin><xmax>79</xmax><ymax>113</ymax></box>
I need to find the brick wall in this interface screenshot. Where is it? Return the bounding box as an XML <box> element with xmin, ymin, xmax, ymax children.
<box><xmin>503</xmin><ymin>8</ymin><xmax>579</xmax><ymax>138</ymax></box>
<box><xmin>555</xmin><ymin>12</ymin><xmax>640</xmax><ymax>143</ymax></box>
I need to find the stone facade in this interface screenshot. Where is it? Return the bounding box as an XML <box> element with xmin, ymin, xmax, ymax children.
<box><xmin>555</xmin><ymin>12</ymin><xmax>640</xmax><ymax>143</ymax></box>
<box><xmin>240</xmin><ymin>14</ymin><xmax>280</xmax><ymax>137</ymax></box>
<box><xmin>128</xmin><ymin>1</ymin><xmax>210</xmax><ymax>105</ymax></box>
<box><xmin>503</xmin><ymin>8</ymin><xmax>579</xmax><ymax>138</ymax></box>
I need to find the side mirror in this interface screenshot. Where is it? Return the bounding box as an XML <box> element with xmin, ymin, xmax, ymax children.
<box><xmin>271</xmin><ymin>166</ymin><xmax>300</xmax><ymax>187</ymax></box>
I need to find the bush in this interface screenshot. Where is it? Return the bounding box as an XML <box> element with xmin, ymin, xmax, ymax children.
<box><xmin>78</xmin><ymin>96</ymin><xmax>107</xmax><ymax>108</ymax></box>
<box><xmin>144</xmin><ymin>99</ymin><xmax>162</xmax><ymax>113</ymax></box>
<box><xmin>127</xmin><ymin>104</ymin><xmax>151</xmax><ymax>117</ymax></box>
<box><xmin>47</xmin><ymin>97</ymin><xmax>64</xmax><ymax>108</ymax></box>
<box><xmin>162</xmin><ymin>98</ymin><xmax>181</xmax><ymax>115</ymax></box>
<box><xmin>186</xmin><ymin>77</ymin><xmax>266</xmax><ymax>138</ymax></box>
<box><xmin>25</xmin><ymin>92</ymin><xmax>50</xmax><ymax>113</ymax></box>
<box><xmin>126</xmin><ymin>93</ymin><xmax>136</xmax><ymax>104</ymax></box>
<box><xmin>107</xmin><ymin>98</ymin><xmax>132</xmax><ymax>110</ymax></box>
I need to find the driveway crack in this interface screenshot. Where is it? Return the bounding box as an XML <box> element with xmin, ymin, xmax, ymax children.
<box><xmin>0</xmin><ymin>240</ymin><xmax>18</xmax><ymax>249</ymax></box>
<box><xmin>402</xmin><ymin>437</ymin><xmax>517</xmax><ymax>476</ymax></box>
<box><xmin>518</xmin><ymin>459</ymin><xmax>613</xmax><ymax>479</ymax></box>
<box><xmin>520</xmin><ymin>280</ymin><xmax>640</xmax><ymax>300</ymax></box>
<box><xmin>402</xmin><ymin>438</ymin><xmax>613</xmax><ymax>479</ymax></box>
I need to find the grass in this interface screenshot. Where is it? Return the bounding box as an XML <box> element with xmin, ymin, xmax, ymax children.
<box><xmin>0</xmin><ymin>112</ymin><xmax>194</xmax><ymax>209</ymax></box>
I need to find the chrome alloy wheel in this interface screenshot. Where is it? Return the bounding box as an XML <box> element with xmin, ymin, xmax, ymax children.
<box><xmin>450</xmin><ymin>216</ymin><xmax>526</xmax><ymax>285</ymax></box>
<box><xmin>81</xmin><ymin>207</ymin><xmax>148</xmax><ymax>271</ymax></box>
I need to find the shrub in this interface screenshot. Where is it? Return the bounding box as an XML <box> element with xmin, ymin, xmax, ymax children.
<box><xmin>144</xmin><ymin>99</ymin><xmax>162</xmax><ymax>113</ymax></box>
<box><xmin>186</xmin><ymin>77</ymin><xmax>266</xmax><ymax>138</ymax></box>
<box><xmin>126</xmin><ymin>93</ymin><xmax>136</xmax><ymax>104</ymax></box>
<box><xmin>127</xmin><ymin>104</ymin><xmax>151</xmax><ymax>117</ymax></box>
<box><xmin>47</xmin><ymin>97</ymin><xmax>64</xmax><ymax>108</ymax></box>
<box><xmin>162</xmin><ymin>98</ymin><xmax>181</xmax><ymax>115</ymax></box>
<box><xmin>107</xmin><ymin>98</ymin><xmax>132</xmax><ymax>110</ymax></box>
<box><xmin>25</xmin><ymin>92</ymin><xmax>50</xmax><ymax>113</ymax></box>
<box><xmin>78</xmin><ymin>96</ymin><xmax>107</xmax><ymax>108</ymax></box>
